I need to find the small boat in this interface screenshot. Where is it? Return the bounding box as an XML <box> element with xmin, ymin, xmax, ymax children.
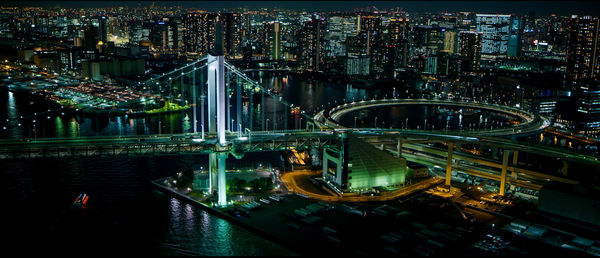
<box><xmin>72</xmin><ymin>193</ymin><xmax>89</xmax><ymax>210</ymax></box>
<box><xmin>290</xmin><ymin>106</ymin><xmax>300</xmax><ymax>115</ymax></box>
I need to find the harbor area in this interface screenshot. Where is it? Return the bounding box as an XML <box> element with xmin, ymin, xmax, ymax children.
<box><xmin>151</xmin><ymin>163</ymin><xmax>584</xmax><ymax>256</ymax></box>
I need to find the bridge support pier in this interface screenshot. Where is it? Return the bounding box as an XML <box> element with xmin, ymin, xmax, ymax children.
<box><xmin>217</xmin><ymin>152</ymin><xmax>228</xmax><ymax>206</ymax></box>
<box><xmin>396</xmin><ymin>138</ymin><xmax>403</xmax><ymax>158</ymax></box>
<box><xmin>209</xmin><ymin>152</ymin><xmax>218</xmax><ymax>194</ymax></box>
<box><xmin>492</xmin><ymin>147</ymin><xmax>499</xmax><ymax>159</ymax></box>
<box><xmin>446</xmin><ymin>142</ymin><xmax>455</xmax><ymax>186</ymax></box>
<box><xmin>500</xmin><ymin>150</ymin><xmax>510</xmax><ymax>196</ymax></box>
<box><xmin>192</xmin><ymin>167</ymin><xmax>203</xmax><ymax>191</ymax></box>
<box><xmin>261</xmin><ymin>91</ymin><xmax>265</xmax><ymax>131</ymax></box>
<box><xmin>272</xmin><ymin>95</ymin><xmax>277</xmax><ymax>131</ymax></box>
<box><xmin>510</xmin><ymin>150</ymin><xmax>518</xmax><ymax>191</ymax></box>
<box><xmin>561</xmin><ymin>160</ymin><xmax>569</xmax><ymax>177</ymax></box>
<box><xmin>209</xmin><ymin>152</ymin><xmax>228</xmax><ymax>206</ymax></box>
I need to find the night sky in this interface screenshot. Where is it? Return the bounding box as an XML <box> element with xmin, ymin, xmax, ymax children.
<box><xmin>2</xmin><ymin>1</ymin><xmax>600</xmax><ymax>16</ymax></box>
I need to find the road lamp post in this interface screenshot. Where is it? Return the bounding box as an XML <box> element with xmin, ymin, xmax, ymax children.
<box><xmin>245</xmin><ymin>128</ymin><xmax>252</xmax><ymax>146</ymax></box>
<box><xmin>354</xmin><ymin>116</ymin><xmax>358</xmax><ymax>128</ymax></box>
<box><xmin>374</xmin><ymin>117</ymin><xmax>378</xmax><ymax>128</ymax></box>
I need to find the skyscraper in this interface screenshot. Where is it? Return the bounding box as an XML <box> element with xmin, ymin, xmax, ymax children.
<box><xmin>263</xmin><ymin>21</ymin><xmax>282</xmax><ymax>60</ymax></box>
<box><xmin>326</xmin><ymin>15</ymin><xmax>358</xmax><ymax>57</ymax></box>
<box><xmin>388</xmin><ymin>18</ymin><xmax>410</xmax><ymax>67</ymax></box>
<box><xmin>458</xmin><ymin>30</ymin><xmax>482</xmax><ymax>73</ymax></box>
<box><xmin>576</xmin><ymin>81</ymin><xmax>600</xmax><ymax>136</ymax></box>
<box><xmin>566</xmin><ymin>16</ymin><xmax>600</xmax><ymax>135</ymax></box>
<box><xmin>183</xmin><ymin>12</ymin><xmax>218</xmax><ymax>56</ymax></box>
<box><xmin>358</xmin><ymin>15</ymin><xmax>381</xmax><ymax>55</ymax></box>
<box><xmin>475</xmin><ymin>14</ymin><xmax>512</xmax><ymax>60</ymax></box>
<box><xmin>508</xmin><ymin>16</ymin><xmax>523</xmax><ymax>57</ymax></box>
<box><xmin>565</xmin><ymin>15</ymin><xmax>600</xmax><ymax>87</ymax></box>
<box><xmin>83</xmin><ymin>25</ymin><xmax>99</xmax><ymax>51</ymax></box>
<box><xmin>98</xmin><ymin>15</ymin><xmax>108</xmax><ymax>43</ymax></box>
<box><xmin>298</xmin><ymin>18</ymin><xmax>325</xmax><ymax>71</ymax></box>
<box><xmin>220</xmin><ymin>13</ymin><xmax>243</xmax><ymax>58</ymax></box>
<box><xmin>442</xmin><ymin>30</ymin><xmax>458</xmax><ymax>54</ymax></box>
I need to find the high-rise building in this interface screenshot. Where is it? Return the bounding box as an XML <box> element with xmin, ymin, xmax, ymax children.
<box><xmin>97</xmin><ymin>15</ymin><xmax>108</xmax><ymax>43</ymax></box>
<box><xmin>128</xmin><ymin>19</ymin><xmax>144</xmax><ymax>45</ymax></box>
<box><xmin>358</xmin><ymin>15</ymin><xmax>382</xmax><ymax>35</ymax></box>
<box><xmin>263</xmin><ymin>21</ymin><xmax>282</xmax><ymax>60</ymax></box>
<box><xmin>183</xmin><ymin>12</ymin><xmax>242</xmax><ymax>58</ymax></box>
<box><xmin>326</xmin><ymin>15</ymin><xmax>358</xmax><ymax>57</ymax></box>
<box><xmin>458</xmin><ymin>31</ymin><xmax>482</xmax><ymax>73</ymax></box>
<box><xmin>508</xmin><ymin>16</ymin><xmax>523</xmax><ymax>57</ymax></box>
<box><xmin>345</xmin><ymin>55</ymin><xmax>370</xmax><ymax>76</ymax></box>
<box><xmin>220</xmin><ymin>13</ymin><xmax>243</xmax><ymax>58</ymax></box>
<box><xmin>475</xmin><ymin>14</ymin><xmax>520</xmax><ymax>60</ymax></box>
<box><xmin>346</xmin><ymin>33</ymin><xmax>369</xmax><ymax>57</ymax></box>
<box><xmin>83</xmin><ymin>25</ymin><xmax>99</xmax><ymax>51</ymax></box>
<box><xmin>424</xmin><ymin>56</ymin><xmax>437</xmax><ymax>74</ymax></box>
<box><xmin>413</xmin><ymin>25</ymin><xmax>444</xmax><ymax>55</ymax></box>
<box><xmin>150</xmin><ymin>20</ymin><xmax>169</xmax><ymax>50</ymax></box>
<box><xmin>442</xmin><ymin>30</ymin><xmax>458</xmax><ymax>54</ymax></box>
<box><xmin>358</xmin><ymin>15</ymin><xmax>382</xmax><ymax>55</ymax></box>
<box><xmin>437</xmin><ymin>51</ymin><xmax>460</xmax><ymax>77</ymax></box>
<box><xmin>565</xmin><ymin>15</ymin><xmax>600</xmax><ymax>87</ymax></box>
<box><xmin>298</xmin><ymin>19</ymin><xmax>325</xmax><ymax>71</ymax></box>
<box><xmin>183</xmin><ymin>12</ymin><xmax>218</xmax><ymax>56</ymax></box>
<box><xmin>576</xmin><ymin>81</ymin><xmax>600</xmax><ymax>136</ymax></box>
<box><xmin>388</xmin><ymin>18</ymin><xmax>410</xmax><ymax>67</ymax></box>
<box><xmin>370</xmin><ymin>41</ymin><xmax>395</xmax><ymax>78</ymax></box>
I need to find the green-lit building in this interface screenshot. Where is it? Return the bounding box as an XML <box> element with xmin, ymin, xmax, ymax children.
<box><xmin>322</xmin><ymin>134</ymin><xmax>408</xmax><ymax>192</ymax></box>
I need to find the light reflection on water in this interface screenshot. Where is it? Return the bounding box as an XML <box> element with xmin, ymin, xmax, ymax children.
<box><xmin>1</xmin><ymin>72</ymin><xmax>371</xmax><ymax>139</ymax></box>
<box><xmin>1</xmin><ymin>153</ymin><xmax>295</xmax><ymax>256</ymax></box>
<box><xmin>163</xmin><ymin>194</ymin><xmax>294</xmax><ymax>256</ymax></box>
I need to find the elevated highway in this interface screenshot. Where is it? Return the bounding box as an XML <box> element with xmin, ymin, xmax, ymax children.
<box><xmin>315</xmin><ymin>99</ymin><xmax>550</xmax><ymax>137</ymax></box>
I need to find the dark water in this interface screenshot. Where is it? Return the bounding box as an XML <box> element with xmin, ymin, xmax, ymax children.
<box><xmin>337</xmin><ymin>104</ymin><xmax>520</xmax><ymax>130</ymax></box>
<box><xmin>1</xmin><ymin>155</ymin><xmax>295</xmax><ymax>256</ymax></box>
<box><xmin>0</xmin><ymin>72</ymin><xmax>383</xmax><ymax>139</ymax></box>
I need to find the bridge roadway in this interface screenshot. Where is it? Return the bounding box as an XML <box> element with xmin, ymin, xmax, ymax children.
<box><xmin>1</xmin><ymin>128</ymin><xmax>598</xmax><ymax>192</ymax></box>
<box><xmin>315</xmin><ymin>99</ymin><xmax>551</xmax><ymax>137</ymax></box>
<box><xmin>0</xmin><ymin>130</ymin><xmax>339</xmax><ymax>160</ymax></box>
<box><xmin>0</xmin><ymin>128</ymin><xmax>597</xmax><ymax>166</ymax></box>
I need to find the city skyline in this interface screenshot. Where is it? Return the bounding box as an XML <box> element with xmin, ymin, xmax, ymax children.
<box><xmin>2</xmin><ymin>1</ymin><xmax>600</xmax><ymax>16</ymax></box>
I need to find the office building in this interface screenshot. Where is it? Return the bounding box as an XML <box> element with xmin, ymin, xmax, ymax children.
<box><xmin>565</xmin><ymin>15</ymin><xmax>600</xmax><ymax>87</ymax></box>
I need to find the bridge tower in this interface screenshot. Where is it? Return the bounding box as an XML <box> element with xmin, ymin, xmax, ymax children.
<box><xmin>207</xmin><ymin>19</ymin><xmax>229</xmax><ymax>206</ymax></box>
